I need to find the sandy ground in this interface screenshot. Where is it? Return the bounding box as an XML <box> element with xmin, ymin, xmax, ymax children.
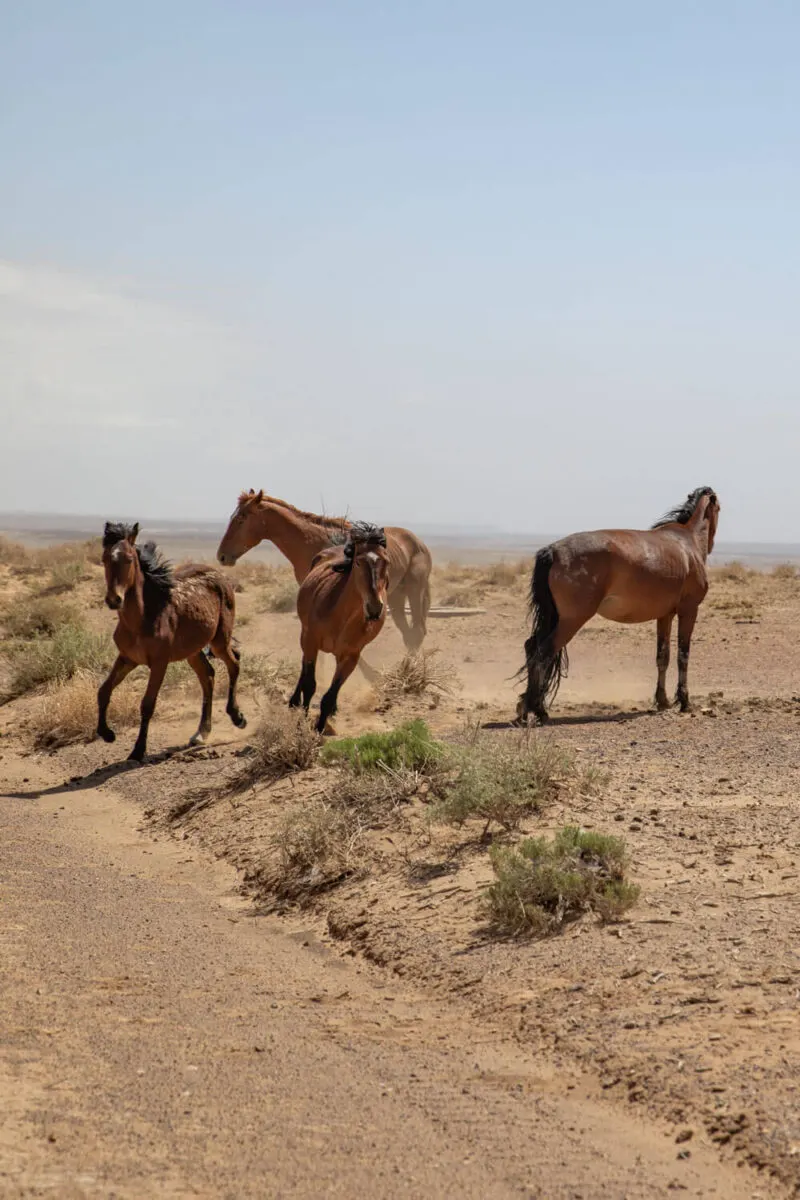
<box><xmin>2</xmin><ymin>546</ymin><xmax>800</xmax><ymax>1197</ymax></box>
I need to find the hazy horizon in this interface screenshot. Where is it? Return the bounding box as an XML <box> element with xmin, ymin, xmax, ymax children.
<box><xmin>3</xmin><ymin>4</ymin><xmax>800</xmax><ymax>542</ymax></box>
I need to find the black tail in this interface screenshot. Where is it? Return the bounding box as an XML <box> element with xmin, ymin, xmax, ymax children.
<box><xmin>519</xmin><ymin>546</ymin><xmax>567</xmax><ymax>716</ymax></box>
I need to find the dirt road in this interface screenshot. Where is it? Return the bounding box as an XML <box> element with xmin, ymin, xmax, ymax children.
<box><xmin>1</xmin><ymin>757</ymin><xmax>764</xmax><ymax>1200</ymax></box>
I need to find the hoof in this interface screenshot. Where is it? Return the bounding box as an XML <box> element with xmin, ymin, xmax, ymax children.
<box><xmin>189</xmin><ymin>732</ymin><xmax>207</xmax><ymax>747</ymax></box>
<box><xmin>128</xmin><ymin>748</ymin><xmax>145</xmax><ymax>763</ymax></box>
<box><xmin>232</xmin><ymin>712</ymin><xmax>247</xmax><ymax>729</ymax></box>
<box><xmin>98</xmin><ymin>727</ymin><xmax>116</xmax><ymax>744</ymax></box>
<box><xmin>654</xmin><ymin>696</ymin><xmax>671</xmax><ymax>712</ymax></box>
<box><xmin>321</xmin><ymin>721</ymin><xmax>337</xmax><ymax>737</ymax></box>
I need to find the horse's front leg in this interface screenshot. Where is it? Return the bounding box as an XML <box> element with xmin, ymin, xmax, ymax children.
<box><xmin>187</xmin><ymin>651</ymin><xmax>215</xmax><ymax>745</ymax></box>
<box><xmin>316</xmin><ymin>653</ymin><xmax>359</xmax><ymax>735</ymax></box>
<box><xmin>97</xmin><ymin>654</ymin><xmax>136</xmax><ymax>743</ymax></box>
<box><xmin>654</xmin><ymin>614</ymin><xmax>674</xmax><ymax>710</ymax></box>
<box><xmin>675</xmin><ymin>607</ymin><xmax>698</xmax><ymax>713</ymax></box>
<box><xmin>129</xmin><ymin>660</ymin><xmax>168</xmax><ymax>762</ymax></box>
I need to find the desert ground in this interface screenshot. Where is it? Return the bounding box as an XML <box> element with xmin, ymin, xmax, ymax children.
<box><xmin>2</xmin><ymin>526</ymin><xmax>800</xmax><ymax>1198</ymax></box>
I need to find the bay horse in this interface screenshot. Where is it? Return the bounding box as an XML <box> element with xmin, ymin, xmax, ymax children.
<box><xmin>216</xmin><ymin>490</ymin><xmax>431</xmax><ymax>651</ymax></box>
<box><xmin>290</xmin><ymin>523</ymin><xmax>389</xmax><ymax>734</ymax></box>
<box><xmin>97</xmin><ymin>522</ymin><xmax>246</xmax><ymax>761</ymax></box>
<box><xmin>518</xmin><ymin>487</ymin><xmax>720</xmax><ymax>724</ymax></box>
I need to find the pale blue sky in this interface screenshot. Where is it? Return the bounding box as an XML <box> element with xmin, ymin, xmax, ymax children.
<box><xmin>2</xmin><ymin>2</ymin><xmax>800</xmax><ymax>539</ymax></box>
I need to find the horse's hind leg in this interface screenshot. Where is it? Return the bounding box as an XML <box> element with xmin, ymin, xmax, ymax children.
<box><xmin>675</xmin><ymin>607</ymin><xmax>698</xmax><ymax>713</ymax></box>
<box><xmin>406</xmin><ymin>571</ymin><xmax>430</xmax><ymax>652</ymax></box>
<box><xmin>317</xmin><ymin>653</ymin><xmax>358</xmax><ymax>735</ymax></box>
<box><xmin>519</xmin><ymin>616</ymin><xmax>584</xmax><ymax>725</ymax></box>
<box><xmin>654</xmin><ymin>614</ymin><xmax>674</xmax><ymax>710</ymax></box>
<box><xmin>129</xmin><ymin>659</ymin><xmax>168</xmax><ymax>762</ymax></box>
<box><xmin>211</xmin><ymin>634</ymin><xmax>247</xmax><ymax>730</ymax></box>
<box><xmin>388</xmin><ymin>589</ymin><xmax>414</xmax><ymax>651</ymax></box>
<box><xmin>187</xmin><ymin>651</ymin><xmax>215</xmax><ymax>745</ymax></box>
<box><xmin>97</xmin><ymin>654</ymin><xmax>137</xmax><ymax>743</ymax></box>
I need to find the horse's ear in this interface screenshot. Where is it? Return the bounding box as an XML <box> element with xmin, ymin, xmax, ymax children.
<box><xmin>103</xmin><ymin>521</ymin><xmax>112</xmax><ymax>536</ymax></box>
<box><xmin>248</xmin><ymin>488</ymin><xmax>255</xmax><ymax>496</ymax></box>
<box><xmin>128</xmin><ymin>523</ymin><xmax>139</xmax><ymax>543</ymax></box>
<box><xmin>255</xmin><ymin>489</ymin><xmax>264</xmax><ymax>503</ymax></box>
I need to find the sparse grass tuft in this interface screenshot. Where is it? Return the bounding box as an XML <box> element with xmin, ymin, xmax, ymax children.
<box><xmin>233</xmin><ymin>707</ymin><xmax>320</xmax><ymax>789</ymax></box>
<box><xmin>434</xmin><ymin>727</ymin><xmax>574</xmax><ymax>831</ymax></box>
<box><xmin>29</xmin><ymin>669</ymin><xmax>140</xmax><ymax>749</ymax></box>
<box><xmin>484</xmin><ymin>825</ymin><xmax>639</xmax><ymax>936</ymax></box>
<box><xmin>772</xmin><ymin>562</ymin><xmax>798</xmax><ymax>580</ymax></box>
<box><xmin>320</xmin><ymin>719</ymin><xmax>441</xmax><ymax>774</ymax></box>
<box><xmin>375</xmin><ymin>650</ymin><xmax>454</xmax><ymax>703</ymax></box>
<box><xmin>3</xmin><ymin>623</ymin><xmax>111</xmax><ymax>698</ymax></box>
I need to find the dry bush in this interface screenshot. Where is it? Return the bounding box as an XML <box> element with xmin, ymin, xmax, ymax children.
<box><xmin>29</xmin><ymin>669</ymin><xmax>140</xmax><ymax>749</ymax></box>
<box><xmin>0</xmin><ymin>536</ymin><xmax>30</xmax><ymax>568</ymax></box>
<box><xmin>772</xmin><ymin>562</ymin><xmax>798</xmax><ymax>580</ymax></box>
<box><xmin>232</xmin><ymin>707</ymin><xmax>320</xmax><ymax>789</ymax></box>
<box><xmin>1</xmin><ymin>594</ymin><xmax>81</xmax><ymax>639</ymax></box>
<box><xmin>48</xmin><ymin>559</ymin><xmax>89</xmax><ymax>593</ymax></box>
<box><xmin>484</xmin><ymin>826</ymin><xmax>639</xmax><ymax>936</ymax></box>
<box><xmin>239</xmin><ymin>653</ymin><xmax>296</xmax><ymax>700</ymax></box>
<box><xmin>227</xmin><ymin>560</ymin><xmax>281</xmax><ymax>590</ymax></box>
<box><xmin>711</xmin><ymin>561</ymin><xmax>753</xmax><ymax>584</ymax></box>
<box><xmin>263</xmin><ymin>756</ymin><xmax>422</xmax><ymax>904</ymax></box>
<box><xmin>434</xmin><ymin>727</ymin><xmax>574</xmax><ymax>832</ymax></box>
<box><xmin>437</xmin><ymin>581</ymin><xmax>484</xmax><ymax>607</ymax></box>
<box><xmin>481</xmin><ymin>560</ymin><xmax>526</xmax><ymax>587</ymax></box>
<box><xmin>375</xmin><ymin>650</ymin><xmax>454</xmax><ymax>704</ymax></box>
<box><xmin>3</xmin><ymin>623</ymin><xmax>112</xmax><ymax>699</ymax></box>
<box><xmin>257</xmin><ymin>578</ymin><xmax>298</xmax><ymax>614</ymax></box>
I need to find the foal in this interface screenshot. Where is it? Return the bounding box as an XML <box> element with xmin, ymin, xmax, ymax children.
<box><xmin>519</xmin><ymin>487</ymin><xmax>720</xmax><ymax>723</ymax></box>
<box><xmin>97</xmin><ymin>522</ymin><xmax>246</xmax><ymax>761</ymax></box>
<box><xmin>290</xmin><ymin>523</ymin><xmax>389</xmax><ymax>734</ymax></box>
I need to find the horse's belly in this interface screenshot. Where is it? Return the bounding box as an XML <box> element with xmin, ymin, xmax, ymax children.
<box><xmin>597</xmin><ymin>594</ymin><xmax>669</xmax><ymax>624</ymax></box>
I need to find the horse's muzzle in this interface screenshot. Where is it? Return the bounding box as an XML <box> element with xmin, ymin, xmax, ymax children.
<box><xmin>217</xmin><ymin>551</ymin><xmax>237</xmax><ymax>567</ymax></box>
<box><xmin>365</xmin><ymin>603</ymin><xmax>384</xmax><ymax>622</ymax></box>
<box><xmin>105</xmin><ymin>594</ymin><xmax>123</xmax><ymax>611</ymax></box>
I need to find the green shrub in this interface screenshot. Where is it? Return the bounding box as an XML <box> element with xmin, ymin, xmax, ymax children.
<box><xmin>320</xmin><ymin>719</ymin><xmax>441</xmax><ymax>773</ymax></box>
<box><xmin>485</xmin><ymin>825</ymin><xmax>639</xmax><ymax>936</ymax></box>
<box><xmin>434</xmin><ymin>730</ymin><xmax>573</xmax><ymax>831</ymax></box>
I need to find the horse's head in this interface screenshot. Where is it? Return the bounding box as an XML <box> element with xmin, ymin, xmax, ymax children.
<box><xmin>335</xmin><ymin>524</ymin><xmax>389</xmax><ymax>623</ymax></box>
<box><xmin>102</xmin><ymin>521</ymin><xmax>139</xmax><ymax>609</ymax></box>
<box><xmin>704</xmin><ymin>490</ymin><xmax>720</xmax><ymax>554</ymax></box>
<box><xmin>217</xmin><ymin>489</ymin><xmax>264</xmax><ymax>566</ymax></box>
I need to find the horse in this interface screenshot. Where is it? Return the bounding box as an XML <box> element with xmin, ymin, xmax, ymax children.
<box><xmin>97</xmin><ymin>522</ymin><xmax>247</xmax><ymax>761</ymax></box>
<box><xmin>517</xmin><ymin>487</ymin><xmax>720</xmax><ymax>724</ymax></box>
<box><xmin>216</xmin><ymin>490</ymin><xmax>431</xmax><ymax>652</ymax></box>
<box><xmin>289</xmin><ymin>523</ymin><xmax>389</xmax><ymax>734</ymax></box>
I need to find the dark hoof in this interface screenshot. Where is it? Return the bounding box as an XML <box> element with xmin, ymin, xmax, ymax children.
<box><xmin>98</xmin><ymin>727</ymin><xmax>116</xmax><ymax>744</ymax></box>
<box><xmin>654</xmin><ymin>697</ymin><xmax>671</xmax><ymax>712</ymax></box>
<box><xmin>128</xmin><ymin>748</ymin><xmax>145</xmax><ymax>763</ymax></box>
<box><xmin>233</xmin><ymin>713</ymin><xmax>247</xmax><ymax>729</ymax></box>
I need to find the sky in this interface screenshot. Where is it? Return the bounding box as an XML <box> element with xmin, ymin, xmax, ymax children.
<box><xmin>2</xmin><ymin>1</ymin><xmax>800</xmax><ymax>540</ymax></box>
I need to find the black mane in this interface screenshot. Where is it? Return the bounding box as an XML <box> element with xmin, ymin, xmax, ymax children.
<box><xmin>652</xmin><ymin>486</ymin><xmax>717</xmax><ymax>529</ymax></box>
<box><xmin>330</xmin><ymin>522</ymin><xmax>387</xmax><ymax>574</ymax></box>
<box><xmin>102</xmin><ymin>521</ymin><xmax>136</xmax><ymax>549</ymax></box>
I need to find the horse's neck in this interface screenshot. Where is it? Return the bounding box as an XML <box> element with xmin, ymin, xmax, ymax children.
<box><xmin>685</xmin><ymin>500</ymin><xmax>712</xmax><ymax>560</ymax></box>
<box><xmin>261</xmin><ymin>504</ymin><xmax>342</xmax><ymax>575</ymax></box>
<box><xmin>120</xmin><ymin>573</ymin><xmax>146</xmax><ymax>632</ymax></box>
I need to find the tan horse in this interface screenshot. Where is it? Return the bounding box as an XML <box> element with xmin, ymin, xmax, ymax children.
<box><xmin>98</xmin><ymin>522</ymin><xmax>246</xmax><ymax>761</ymax></box>
<box><xmin>216</xmin><ymin>490</ymin><xmax>431</xmax><ymax>651</ymax></box>
<box><xmin>290</xmin><ymin>523</ymin><xmax>389</xmax><ymax>733</ymax></box>
<box><xmin>518</xmin><ymin>487</ymin><xmax>720</xmax><ymax>724</ymax></box>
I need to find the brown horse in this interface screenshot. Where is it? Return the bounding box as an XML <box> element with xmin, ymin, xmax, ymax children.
<box><xmin>518</xmin><ymin>487</ymin><xmax>720</xmax><ymax>724</ymax></box>
<box><xmin>97</xmin><ymin>522</ymin><xmax>246</xmax><ymax>761</ymax></box>
<box><xmin>216</xmin><ymin>490</ymin><xmax>431</xmax><ymax>651</ymax></box>
<box><xmin>290</xmin><ymin>523</ymin><xmax>389</xmax><ymax>733</ymax></box>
